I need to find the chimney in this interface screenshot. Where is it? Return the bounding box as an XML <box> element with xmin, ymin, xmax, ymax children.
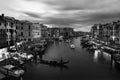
<box><xmin>0</xmin><ymin>14</ymin><xmax>4</xmax><ymax>21</ymax></box>
<box><xmin>1</xmin><ymin>14</ymin><xmax>5</xmax><ymax>19</ymax></box>
<box><xmin>2</xmin><ymin>14</ymin><xmax>4</xmax><ymax>17</ymax></box>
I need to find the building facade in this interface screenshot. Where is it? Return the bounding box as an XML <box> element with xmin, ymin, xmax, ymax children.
<box><xmin>41</xmin><ymin>24</ymin><xmax>48</xmax><ymax>39</ymax></box>
<box><xmin>0</xmin><ymin>14</ymin><xmax>16</xmax><ymax>48</ymax></box>
<box><xmin>91</xmin><ymin>21</ymin><xmax>120</xmax><ymax>45</ymax></box>
<box><xmin>0</xmin><ymin>18</ymin><xmax>7</xmax><ymax>48</ymax></box>
<box><xmin>47</xmin><ymin>27</ymin><xmax>74</xmax><ymax>40</ymax></box>
<box><xmin>32</xmin><ymin>23</ymin><xmax>41</xmax><ymax>42</ymax></box>
<box><xmin>17</xmin><ymin>20</ymin><xmax>33</xmax><ymax>42</ymax></box>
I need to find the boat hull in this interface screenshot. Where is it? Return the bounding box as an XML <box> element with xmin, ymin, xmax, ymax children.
<box><xmin>40</xmin><ymin>60</ymin><xmax>69</xmax><ymax>66</ymax></box>
<box><xmin>0</xmin><ymin>67</ymin><xmax>24</xmax><ymax>77</ymax></box>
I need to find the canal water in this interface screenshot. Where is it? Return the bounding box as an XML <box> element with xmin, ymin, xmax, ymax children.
<box><xmin>6</xmin><ymin>37</ymin><xmax>120</xmax><ymax>80</ymax></box>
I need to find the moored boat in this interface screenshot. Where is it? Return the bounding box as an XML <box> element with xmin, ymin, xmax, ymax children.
<box><xmin>0</xmin><ymin>65</ymin><xmax>24</xmax><ymax>77</ymax></box>
<box><xmin>70</xmin><ymin>44</ymin><xmax>75</xmax><ymax>49</ymax></box>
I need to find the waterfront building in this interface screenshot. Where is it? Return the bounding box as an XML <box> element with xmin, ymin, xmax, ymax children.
<box><xmin>91</xmin><ymin>24</ymin><xmax>98</xmax><ymax>39</ymax></box>
<box><xmin>0</xmin><ymin>14</ymin><xmax>16</xmax><ymax>47</ymax></box>
<box><xmin>90</xmin><ymin>20</ymin><xmax>120</xmax><ymax>45</ymax></box>
<box><xmin>32</xmin><ymin>23</ymin><xmax>41</xmax><ymax>42</ymax></box>
<box><xmin>62</xmin><ymin>27</ymin><xmax>74</xmax><ymax>39</ymax></box>
<box><xmin>5</xmin><ymin>16</ymin><xmax>16</xmax><ymax>46</ymax></box>
<box><xmin>0</xmin><ymin>14</ymin><xmax>7</xmax><ymax>48</ymax></box>
<box><xmin>112</xmin><ymin>21</ymin><xmax>120</xmax><ymax>44</ymax></box>
<box><xmin>41</xmin><ymin>24</ymin><xmax>48</xmax><ymax>39</ymax></box>
<box><xmin>18</xmin><ymin>20</ymin><xmax>33</xmax><ymax>42</ymax></box>
<box><xmin>15</xmin><ymin>20</ymin><xmax>22</xmax><ymax>42</ymax></box>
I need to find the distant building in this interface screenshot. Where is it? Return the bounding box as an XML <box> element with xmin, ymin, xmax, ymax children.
<box><xmin>32</xmin><ymin>23</ymin><xmax>41</xmax><ymax>42</ymax></box>
<box><xmin>47</xmin><ymin>27</ymin><xmax>74</xmax><ymax>39</ymax></box>
<box><xmin>74</xmin><ymin>31</ymin><xmax>89</xmax><ymax>37</ymax></box>
<box><xmin>61</xmin><ymin>27</ymin><xmax>74</xmax><ymax>39</ymax></box>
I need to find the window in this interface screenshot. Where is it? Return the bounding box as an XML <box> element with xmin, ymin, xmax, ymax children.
<box><xmin>29</xmin><ymin>25</ymin><xmax>31</xmax><ymax>30</ymax></box>
<box><xmin>21</xmin><ymin>32</ymin><xmax>23</xmax><ymax>36</ymax></box>
<box><xmin>21</xmin><ymin>26</ymin><xmax>23</xmax><ymax>30</ymax></box>
<box><xmin>11</xmin><ymin>23</ymin><xmax>13</xmax><ymax>28</ymax></box>
<box><xmin>16</xmin><ymin>26</ymin><xmax>18</xmax><ymax>29</ymax></box>
<box><xmin>4</xmin><ymin>23</ymin><xmax>7</xmax><ymax>26</ymax></box>
<box><xmin>28</xmin><ymin>38</ymin><xmax>31</xmax><ymax>41</ymax></box>
<box><xmin>29</xmin><ymin>32</ymin><xmax>31</xmax><ymax>36</ymax></box>
<box><xmin>7</xmin><ymin>29</ymin><xmax>9</xmax><ymax>32</ymax></box>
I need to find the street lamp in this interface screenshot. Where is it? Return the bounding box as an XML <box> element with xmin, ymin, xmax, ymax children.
<box><xmin>111</xmin><ymin>24</ymin><xmax>116</xmax><ymax>45</ymax></box>
<box><xmin>112</xmin><ymin>36</ymin><xmax>115</xmax><ymax>41</ymax></box>
<box><xmin>112</xmin><ymin>25</ymin><xmax>115</xmax><ymax>41</ymax></box>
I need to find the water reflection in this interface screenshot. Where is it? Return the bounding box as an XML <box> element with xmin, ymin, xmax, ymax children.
<box><xmin>93</xmin><ymin>49</ymin><xmax>119</xmax><ymax>70</ymax></box>
<box><xmin>93</xmin><ymin>50</ymin><xmax>100</xmax><ymax>62</ymax></box>
<box><xmin>93</xmin><ymin>50</ymin><xmax>112</xmax><ymax>61</ymax></box>
<box><xmin>102</xmin><ymin>52</ymin><xmax>111</xmax><ymax>61</ymax></box>
<box><xmin>42</xmin><ymin>63</ymin><xmax>69</xmax><ymax>71</ymax></box>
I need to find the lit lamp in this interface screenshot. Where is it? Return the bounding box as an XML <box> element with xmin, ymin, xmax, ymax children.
<box><xmin>112</xmin><ymin>36</ymin><xmax>115</xmax><ymax>41</ymax></box>
<box><xmin>112</xmin><ymin>24</ymin><xmax>115</xmax><ymax>44</ymax></box>
<box><xmin>111</xmin><ymin>36</ymin><xmax>116</xmax><ymax>45</ymax></box>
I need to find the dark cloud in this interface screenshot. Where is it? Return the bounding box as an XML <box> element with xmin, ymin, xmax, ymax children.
<box><xmin>24</xmin><ymin>0</ymin><xmax>116</xmax><ymax>11</ymax></box>
<box><xmin>18</xmin><ymin>0</ymin><xmax>120</xmax><ymax>31</ymax></box>
<box><xmin>82</xmin><ymin>12</ymin><xmax>120</xmax><ymax>25</ymax></box>
<box><xmin>44</xmin><ymin>17</ymin><xmax>79</xmax><ymax>26</ymax></box>
<box><xmin>23</xmin><ymin>10</ymin><xmax>120</xmax><ymax>29</ymax></box>
<box><xmin>23</xmin><ymin>12</ymin><xmax>41</xmax><ymax>18</ymax></box>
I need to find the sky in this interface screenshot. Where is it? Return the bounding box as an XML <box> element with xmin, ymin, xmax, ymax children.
<box><xmin>0</xmin><ymin>0</ymin><xmax>120</xmax><ymax>32</ymax></box>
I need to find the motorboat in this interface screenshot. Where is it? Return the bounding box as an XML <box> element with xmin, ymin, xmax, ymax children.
<box><xmin>0</xmin><ymin>65</ymin><xmax>24</xmax><ymax>77</ymax></box>
<box><xmin>70</xmin><ymin>44</ymin><xmax>75</xmax><ymax>49</ymax></box>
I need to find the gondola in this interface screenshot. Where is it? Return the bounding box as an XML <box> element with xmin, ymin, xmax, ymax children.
<box><xmin>40</xmin><ymin>59</ymin><xmax>69</xmax><ymax>66</ymax></box>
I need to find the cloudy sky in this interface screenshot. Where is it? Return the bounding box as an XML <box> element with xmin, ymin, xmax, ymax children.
<box><xmin>0</xmin><ymin>0</ymin><xmax>120</xmax><ymax>32</ymax></box>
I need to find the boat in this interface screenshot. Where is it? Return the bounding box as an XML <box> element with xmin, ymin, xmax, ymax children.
<box><xmin>70</xmin><ymin>44</ymin><xmax>75</xmax><ymax>49</ymax></box>
<box><xmin>87</xmin><ymin>45</ymin><xmax>98</xmax><ymax>51</ymax></box>
<box><xmin>66</xmin><ymin>40</ymin><xmax>70</xmax><ymax>43</ymax></box>
<box><xmin>0</xmin><ymin>65</ymin><xmax>24</xmax><ymax>77</ymax></box>
<box><xmin>40</xmin><ymin>59</ymin><xmax>69</xmax><ymax>66</ymax></box>
<box><xmin>40</xmin><ymin>60</ymin><xmax>69</xmax><ymax>69</ymax></box>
